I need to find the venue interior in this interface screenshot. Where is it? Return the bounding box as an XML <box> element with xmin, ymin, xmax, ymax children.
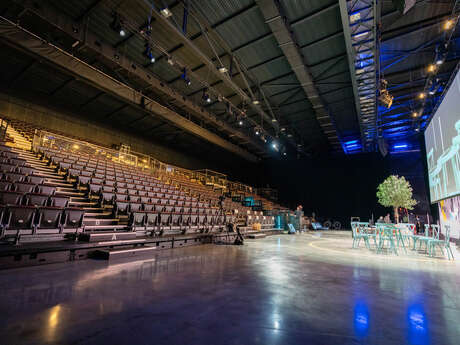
<box><xmin>0</xmin><ymin>0</ymin><xmax>460</xmax><ymax>344</ymax></box>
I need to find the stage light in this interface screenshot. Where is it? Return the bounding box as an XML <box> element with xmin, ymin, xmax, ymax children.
<box><xmin>412</xmin><ymin>111</ymin><xmax>418</xmax><ymax>117</ymax></box>
<box><xmin>185</xmin><ymin>79</ymin><xmax>191</xmax><ymax>86</ymax></box>
<box><xmin>394</xmin><ymin>144</ymin><xmax>408</xmax><ymax>149</ymax></box>
<box><xmin>218</xmin><ymin>66</ymin><xmax>228</xmax><ymax>73</ymax></box>
<box><xmin>160</xmin><ymin>8</ymin><xmax>173</xmax><ymax>18</ymax></box>
<box><xmin>283</xmin><ymin>152</ymin><xmax>287</xmax><ymax>156</ymax></box>
<box><xmin>255</xmin><ymin>130</ymin><xmax>259</xmax><ymax>135</ymax></box>
<box><xmin>110</xmin><ymin>13</ymin><xmax>126</xmax><ymax>37</ymax></box>
<box><xmin>238</xmin><ymin>120</ymin><xmax>243</xmax><ymax>126</ymax></box>
<box><xmin>252</xmin><ymin>100</ymin><xmax>260</xmax><ymax>105</ymax></box>
<box><xmin>167</xmin><ymin>56</ymin><xmax>174</xmax><ymax>65</ymax></box>
<box><xmin>418</xmin><ymin>92</ymin><xmax>426</xmax><ymax>99</ymax></box>
<box><xmin>72</xmin><ymin>144</ymin><xmax>79</xmax><ymax>149</ymax></box>
<box><xmin>119</xmin><ymin>28</ymin><xmax>126</xmax><ymax>37</ymax></box>
<box><xmin>202</xmin><ymin>89</ymin><xmax>211</xmax><ymax>103</ymax></box>
<box><xmin>272</xmin><ymin>118</ymin><xmax>277</xmax><ymax>122</ymax></box>
<box><xmin>427</xmin><ymin>64</ymin><xmax>436</xmax><ymax>73</ymax></box>
<box><xmin>443</xmin><ymin>19</ymin><xmax>454</xmax><ymax>30</ymax></box>
<box><xmin>280</xmin><ymin>127</ymin><xmax>285</xmax><ymax>132</ymax></box>
<box><xmin>144</xmin><ymin>45</ymin><xmax>155</xmax><ymax>63</ymax></box>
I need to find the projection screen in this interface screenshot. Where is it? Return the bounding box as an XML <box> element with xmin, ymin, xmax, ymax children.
<box><xmin>424</xmin><ymin>67</ymin><xmax>460</xmax><ymax>203</ymax></box>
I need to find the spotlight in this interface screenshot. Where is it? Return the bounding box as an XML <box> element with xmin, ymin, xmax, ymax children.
<box><xmin>218</xmin><ymin>66</ymin><xmax>228</xmax><ymax>73</ymax></box>
<box><xmin>119</xmin><ymin>28</ymin><xmax>126</xmax><ymax>37</ymax></box>
<box><xmin>255</xmin><ymin>128</ymin><xmax>260</xmax><ymax>135</ymax></box>
<box><xmin>111</xmin><ymin>13</ymin><xmax>126</xmax><ymax>37</ymax></box>
<box><xmin>443</xmin><ymin>19</ymin><xmax>454</xmax><ymax>30</ymax></box>
<box><xmin>202</xmin><ymin>89</ymin><xmax>211</xmax><ymax>103</ymax></box>
<box><xmin>252</xmin><ymin>100</ymin><xmax>260</xmax><ymax>105</ymax></box>
<box><xmin>238</xmin><ymin>119</ymin><xmax>243</xmax><ymax>126</ymax></box>
<box><xmin>144</xmin><ymin>44</ymin><xmax>155</xmax><ymax>63</ymax></box>
<box><xmin>283</xmin><ymin>152</ymin><xmax>287</xmax><ymax>156</ymax></box>
<box><xmin>185</xmin><ymin>79</ymin><xmax>191</xmax><ymax>86</ymax></box>
<box><xmin>412</xmin><ymin>111</ymin><xmax>418</xmax><ymax>117</ymax></box>
<box><xmin>271</xmin><ymin>118</ymin><xmax>277</xmax><ymax>122</ymax></box>
<box><xmin>418</xmin><ymin>92</ymin><xmax>426</xmax><ymax>99</ymax></box>
<box><xmin>160</xmin><ymin>8</ymin><xmax>173</xmax><ymax>18</ymax></box>
<box><xmin>280</xmin><ymin>127</ymin><xmax>285</xmax><ymax>132</ymax></box>
<box><xmin>427</xmin><ymin>64</ymin><xmax>436</xmax><ymax>73</ymax></box>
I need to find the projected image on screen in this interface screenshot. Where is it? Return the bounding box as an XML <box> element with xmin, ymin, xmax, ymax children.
<box><xmin>424</xmin><ymin>68</ymin><xmax>460</xmax><ymax>203</ymax></box>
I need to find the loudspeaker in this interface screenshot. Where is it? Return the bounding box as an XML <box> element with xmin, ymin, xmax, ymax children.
<box><xmin>378</xmin><ymin>137</ymin><xmax>388</xmax><ymax>157</ymax></box>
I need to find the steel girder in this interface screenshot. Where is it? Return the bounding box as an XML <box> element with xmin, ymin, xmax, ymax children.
<box><xmin>6</xmin><ymin>1</ymin><xmax>267</xmax><ymax>158</ymax></box>
<box><xmin>0</xmin><ymin>16</ymin><xmax>259</xmax><ymax>162</ymax></box>
<box><xmin>255</xmin><ymin>0</ymin><xmax>342</xmax><ymax>152</ymax></box>
<box><xmin>339</xmin><ymin>0</ymin><xmax>380</xmax><ymax>152</ymax></box>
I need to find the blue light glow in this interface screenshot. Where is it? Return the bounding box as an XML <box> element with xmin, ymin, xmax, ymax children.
<box><xmin>345</xmin><ymin>140</ymin><xmax>359</xmax><ymax>145</ymax></box>
<box><xmin>353</xmin><ymin>300</ymin><xmax>370</xmax><ymax>337</ymax></box>
<box><xmin>407</xmin><ymin>303</ymin><xmax>430</xmax><ymax>345</ymax></box>
<box><xmin>394</xmin><ymin>144</ymin><xmax>408</xmax><ymax>149</ymax></box>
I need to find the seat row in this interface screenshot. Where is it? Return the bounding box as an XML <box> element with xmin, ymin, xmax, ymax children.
<box><xmin>0</xmin><ymin>182</ymin><xmax>56</xmax><ymax>196</ymax></box>
<box><xmin>129</xmin><ymin>211</ymin><xmax>233</xmax><ymax>231</ymax></box>
<box><xmin>0</xmin><ymin>205</ymin><xmax>84</xmax><ymax>236</ymax></box>
<box><xmin>0</xmin><ymin>191</ymin><xmax>68</xmax><ymax>207</ymax></box>
<box><xmin>113</xmin><ymin>200</ymin><xmax>222</xmax><ymax>217</ymax></box>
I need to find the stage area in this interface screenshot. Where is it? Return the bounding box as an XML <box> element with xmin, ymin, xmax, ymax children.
<box><xmin>1</xmin><ymin>233</ymin><xmax>459</xmax><ymax>345</ymax></box>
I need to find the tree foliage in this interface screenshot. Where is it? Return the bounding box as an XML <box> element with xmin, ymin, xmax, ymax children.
<box><xmin>377</xmin><ymin>175</ymin><xmax>417</xmax><ymax>210</ymax></box>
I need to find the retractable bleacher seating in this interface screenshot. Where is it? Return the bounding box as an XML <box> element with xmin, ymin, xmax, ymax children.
<box><xmin>0</xmin><ymin>117</ymin><xmax>281</xmax><ymax>246</ymax></box>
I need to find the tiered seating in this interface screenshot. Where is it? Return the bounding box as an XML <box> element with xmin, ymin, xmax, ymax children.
<box><xmin>0</xmin><ymin>143</ymin><xmax>84</xmax><ymax>238</ymax></box>
<box><xmin>38</xmin><ymin>146</ymin><xmax>230</xmax><ymax>236</ymax></box>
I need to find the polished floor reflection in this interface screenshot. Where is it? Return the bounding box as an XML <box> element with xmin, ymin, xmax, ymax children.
<box><xmin>1</xmin><ymin>233</ymin><xmax>460</xmax><ymax>345</ymax></box>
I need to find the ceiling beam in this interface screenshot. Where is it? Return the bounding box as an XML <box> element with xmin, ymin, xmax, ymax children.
<box><xmin>256</xmin><ymin>0</ymin><xmax>340</xmax><ymax>151</ymax></box>
<box><xmin>0</xmin><ymin>15</ymin><xmax>259</xmax><ymax>162</ymax></box>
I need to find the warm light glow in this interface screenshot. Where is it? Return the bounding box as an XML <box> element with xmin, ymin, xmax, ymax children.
<box><xmin>443</xmin><ymin>19</ymin><xmax>454</xmax><ymax>30</ymax></box>
<box><xmin>72</xmin><ymin>144</ymin><xmax>79</xmax><ymax>149</ymax></box>
<box><xmin>427</xmin><ymin>64</ymin><xmax>436</xmax><ymax>73</ymax></box>
<box><xmin>418</xmin><ymin>92</ymin><xmax>426</xmax><ymax>99</ymax></box>
<box><xmin>412</xmin><ymin>111</ymin><xmax>418</xmax><ymax>117</ymax></box>
<box><xmin>142</xmin><ymin>159</ymin><xmax>147</xmax><ymax>163</ymax></box>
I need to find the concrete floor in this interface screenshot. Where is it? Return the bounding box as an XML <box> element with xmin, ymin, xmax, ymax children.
<box><xmin>1</xmin><ymin>233</ymin><xmax>460</xmax><ymax>345</ymax></box>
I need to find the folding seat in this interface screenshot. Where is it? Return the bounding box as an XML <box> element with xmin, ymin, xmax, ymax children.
<box><xmin>144</xmin><ymin>186</ymin><xmax>152</xmax><ymax>192</ymax></box>
<box><xmin>61</xmin><ymin>208</ymin><xmax>84</xmax><ymax>232</ymax></box>
<box><xmin>116</xmin><ymin>187</ymin><xmax>127</xmax><ymax>194</ymax></box>
<box><xmin>25</xmin><ymin>193</ymin><xmax>49</xmax><ymax>207</ymax></box>
<box><xmin>0</xmin><ymin>180</ymin><xmax>12</xmax><ymax>191</ymax></box>
<box><xmin>129</xmin><ymin>211</ymin><xmax>146</xmax><ymax>229</ymax></box>
<box><xmin>0</xmin><ymin>191</ymin><xmax>24</xmax><ymax>205</ymax></box>
<box><xmin>94</xmin><ymin>172</ymin><xmax>105</xmax><ymax>179</ymax></box>
<box><xmin>126</xmin><ymin>183</ymin><xmax>135</xmax><ymax>189</ymax></box>
<box><xmin>189</xmin><ymin>214</ymin><xmax>198</xmax><ymax>227</ymax></box>
<box><xmin>72</xmin><ymin>163</ymin><xmax>84</xmax><ymax>170</ymax></box>
<box><xmin>59</xmin><ymin>162</ymin><xmax>71</xmax><ymax>170</ymax></box>
<box><xmin>184</xmin><ymin>201</ymin><xmax>191</xmax><ymax>207</ymax></box>
<box><xmin>67</xmin><ymin>168</ymin><xmax>81</xmax><ymax>177</ymax></box>
<box><xmin>81</xmin><ymin>170</ymin><xmax>92</xmax><ymax>177</ymax></box>
<box><xmin>143</xmin><ymin>203</ymin><xmax>155</xmax><ymax>212</ymax></box>
<box><xmin>137</xmin><ymin>190</ymin><xmax>147</xmax><ymax>197</ymax></box>
<box><xmin>5</xmin><ymin>172</ymin><xmax>25</xmax><ymax>183</ymax></box>
<box><xmin>136</xmin><ymin>184</ymin><xmax>145</xmax><ymax>191</ymax></box>
<box><xmin>8</xmin><ymin>158</ymin><xmax>25</xmax><ymax>167</ymax></box>
<box><xmin>198</xmin><ymin>214</ymin><xmax>207</xmax><ymax>226</ymax></box>
<box><xmin>116</xmin><ymin>181</ymin><xmax>127</xmax><ymax>188</ymax></box>
<box><xmin>105</xmin><ymin>179</ymin><xmax>116</xmax><ymax>187</ymax></box>
<box><xmin>101</xmin><ymin>192</ymin><xmax>115</xmax><ymax>204</ymax></box>
<box><xmin>114</xmin><ymin>201</ymin><xmax>129</xmax><ymax>216</ymax></box>
<box><xmin>164</xmin><ymin>205</ymin><xmax>174</xmax><ymax>213</ymax></box>
<box><xmin>14</xmin><ymin>182</ymin><xmax>37</xmax><ymax>194</ymax></box>
<box><xmin>91</xmin><ymin>177</ymin><xmax>103</xmax><ymax>184</ymax></box>
<box><xmin>159</xmin><ymin>212</ymin><xmax>171</xmax><ymax>227</ymax></box>
<box><xmin>37</xmin><ymin>184</ymin><xmax>56</xmax><ymax>196</ymax></box>
<box><xmin>36</xmin><ymin>207</ymin><xmax>63</xmax><ymax>232</ymax></box>
<box><xmin>129</xmin><ymin>202</ymin><xmax>142</xmax><ymax>212</ymax></box>
<box><xmin>4</xmin><ymin>205</ymin><xmax>36</xmax><ymax>232</ymax></box>
<box><xmin>145</xmin><ymin>211</ymin><xmax>159</xmax><ymax>230</ymax></box>
<box><xmin>140</xmin><ymin>196</ymin><xmax>150</xmax><ymax>204</ymax></box>
<box><xmin>127</xmin><ymin>188</ymin><xmax>137</xmax><ymax>196</ymax></box>
<box><xmin>176</xmin><ymin>200</ymin><xmax>184</xmax><ymax>207</ymax></box>
<box><xmin>78</xmin><ymin>175</ymin><xmax>91</xmax><ymax>186</ymax></box>
<box><xmin>171</xmin><ymin>213</ymin><xmax>182</xmax><ymax>227</ymax></box>
<box><xmin>147</xmin><ymin>191</ymin><xmax>155</xmax><ymax>198</ymax></box>
<box><xmin>88</xmin><ymin>183</ymin><xmax>102</xmax><ymax>195</ymax></box>
<box><xmin>50</xmin><ymin>195</ymin><xmax>69</xmax><ymax>208</ymax></box>
<box><xmin>102</xmin><ymin>185</ymin><xmax>114</xmax><ymax>193</ymax></box>
<box><xmin>17</xmin><ymin>166</ymin><xmax>35</xmax><ymax>175</ymax></box>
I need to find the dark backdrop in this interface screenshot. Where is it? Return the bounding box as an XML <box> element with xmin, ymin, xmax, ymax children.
<box><xmin>259</xmin><ymin>149</ymin><xmax>433</xmax><ymax>227</ymax></box>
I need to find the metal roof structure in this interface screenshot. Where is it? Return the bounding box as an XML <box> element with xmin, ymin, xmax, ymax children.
<box><xmin>0</xmin><ymin>0</ymin><xmax>459</xmax><ymax>161</ymax></box>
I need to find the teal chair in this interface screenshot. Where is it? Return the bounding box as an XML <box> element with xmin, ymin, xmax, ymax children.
<box><xmin>398</xmin><ymin>223</ymin><xmax>416</xmax><ymax>248</ymax></box>
<box><xmin>428</xmin><ymin>225</ymin><xmax>454</xmax><ymax>260</ymax></box>
<box><xmin>352</xmin><ymin>222</ymin><xmax>371</xmax><ymax>249</ymax></box>
<box><xmin>376</xmin><ymin>224</ymin><xmax>399</xmax><ymax>255</ymax></box>
<box><xmin>414</xmin><ymin>224</ymin><xmax>440</xmax><ymax>252</ymax></box>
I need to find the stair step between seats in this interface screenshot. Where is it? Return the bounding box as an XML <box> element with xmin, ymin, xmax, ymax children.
<box><xmin>80</xmin><ymin>231</ymin><xmax>136</xmax><ymax>242</ymax></box>
<box><xmin>246</xmin><ymin>233</ymin><xmax>266</xmax><ymax>239</ymax></box>
<box><xmin>97</xmin><ymin>245</ymin><xmax>156</xmax><ymax>260</ymax></box>
<box><xmin>84</xmin><ymin>218</ymin><xmax>119</xmax><ymax>226</ymax></box>
<box><xmin>83</xmin><ymin>225</ymin><xmax>127</xmax><ymax>231</ymax></box>
<box><xmin>45</xmin><ymin>181</ymin><xmax>73</xmax><ymax>187</ymax></box>
<box><xmin>84</xmin><ymin>211</ymin><xmax>113</xmax><ymax>217</ymax></box>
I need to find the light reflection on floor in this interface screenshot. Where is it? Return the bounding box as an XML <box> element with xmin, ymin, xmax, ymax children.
<box><xmin>0</xmin><ymin>233</ymin><xmax>459</xmax><ymax>345</ymax></box>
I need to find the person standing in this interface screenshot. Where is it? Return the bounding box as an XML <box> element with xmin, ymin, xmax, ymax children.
<box><xmin>384</xmin><ymin>213</ymin><xmax>391</xmax><ymax>223</ymax></box>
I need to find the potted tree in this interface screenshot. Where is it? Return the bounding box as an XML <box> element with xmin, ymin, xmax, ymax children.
<box><xmin>377</xmin><ymin>175</ymin><xmax>417</xmax><ymax>223</ymax></box>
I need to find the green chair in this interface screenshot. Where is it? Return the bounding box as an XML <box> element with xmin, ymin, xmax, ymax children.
<box><xmin>352</xmin><ymin>222</ymin><xmax>371</xmax><ymax>249</ymax></box>
<box><xmin>414</xmin><ymin>224</ymin><xmax>440</xmax><ymax>252</ymax></box>
<box><xmin>376</xmin><ymin>224</ymin><xmax>399</xmax><ymax>255</ymax></box>
<box><xmin>428</xmin><ymin>225</ymin><xmax>454</xmax><ymax>260</ymax></box>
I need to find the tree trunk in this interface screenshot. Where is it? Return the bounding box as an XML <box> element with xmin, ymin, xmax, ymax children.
<box><xmin>394</xmin><ymin>207</ymin><xmax>399</xmax><ymax>224</ymax></box>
